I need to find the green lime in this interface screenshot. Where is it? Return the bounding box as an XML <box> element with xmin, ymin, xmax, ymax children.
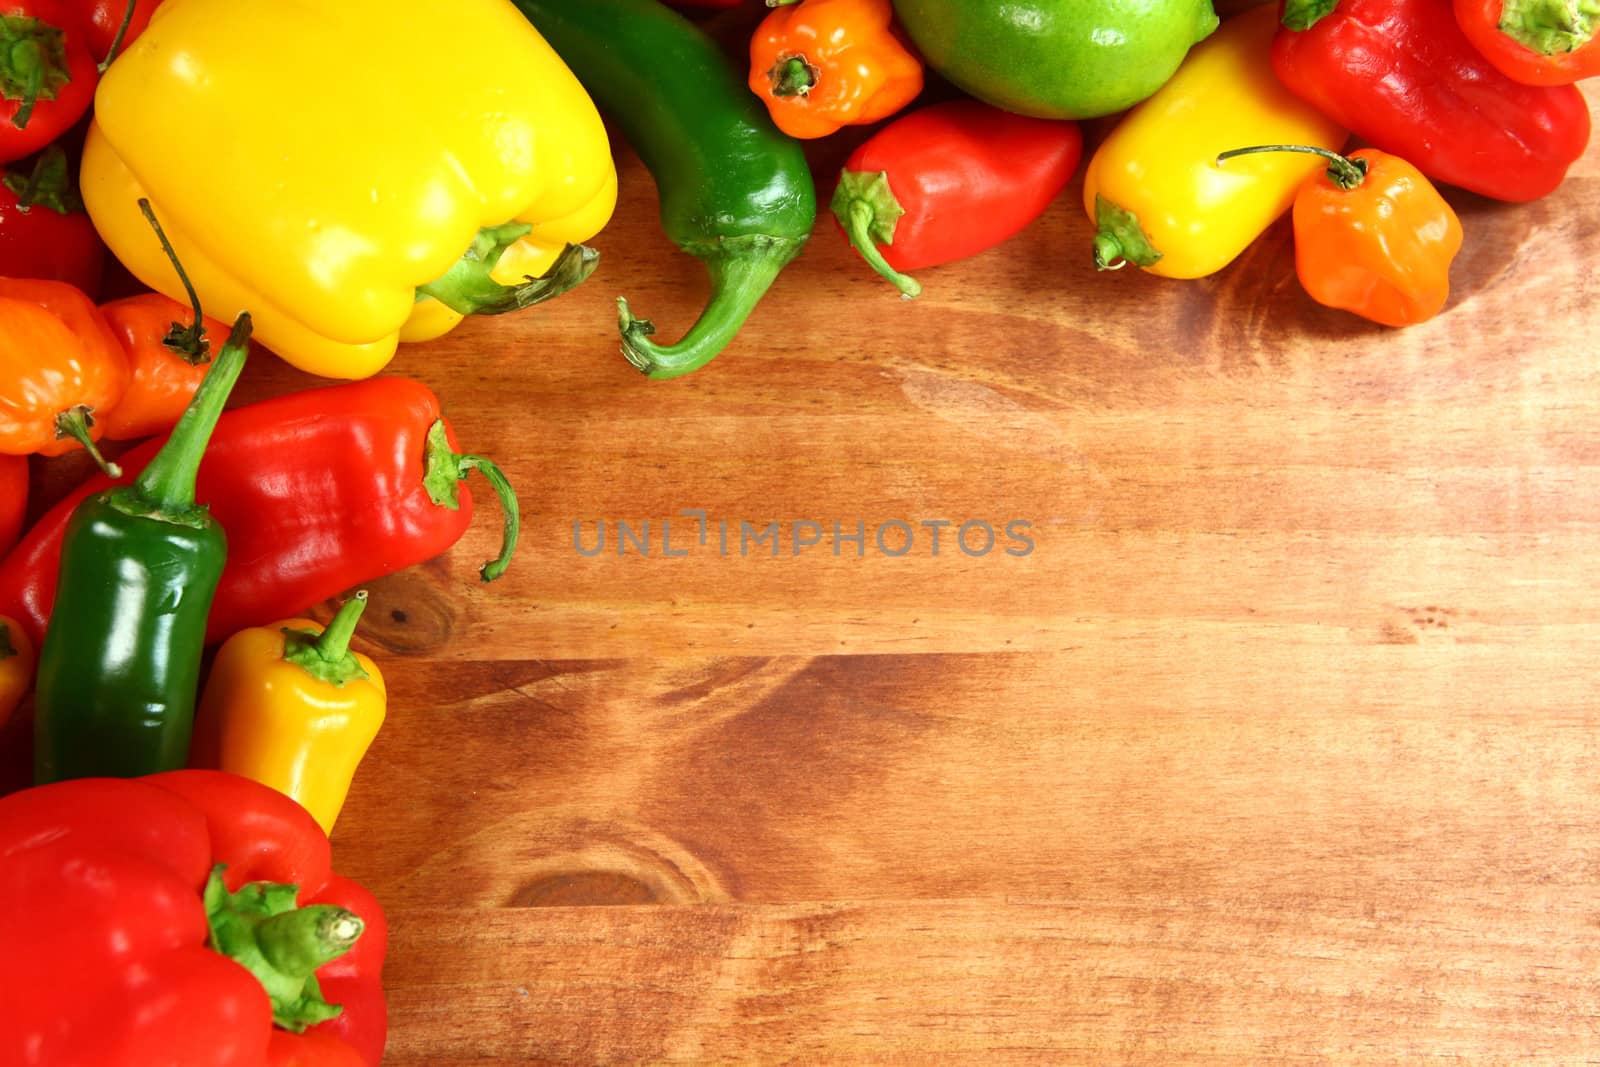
<box><xmin>892</xmin><ymin>0</ymin><xmax>1220</xmax><ymax>120</ymax></box>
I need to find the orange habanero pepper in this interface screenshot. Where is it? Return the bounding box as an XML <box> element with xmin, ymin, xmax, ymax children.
<box><xmin>0</xmin><ymin>278</ymin><xmax>128</xmax><ymax>475</ymax></box>
<box><xmin>1219</xmin><ymin>144</ymin><xmax>1463</xmax><ymax>327</ymax></box>
<box><xmin>97</xmin><ymin>292</ymin><xmax>233</xmax><ymax>441</ymax></box>
<box><xmin>749</xmin><ymin>0</ymin><xmax>924</xmax><ymax>139</ymax></box>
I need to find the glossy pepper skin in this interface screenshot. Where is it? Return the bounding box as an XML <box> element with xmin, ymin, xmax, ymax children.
<box><xmin>750</xmin><ymin>0</ymin><xmax>924</xmax><ymax>139</ymax></box>
<box><xmin>831</xmin><ymin>99</ymin><xmax>1082</xmax><ymax>297</ymax></box>
<box><xmin>0</xmin><ymin>145</ymin><xmax>105</xmax><ymax>295</ymax></box>
<box><xmin>1453</xmin><ymin>0</ymin><xmax>1600</xmax><ymax>84</ymax></box>
<box><xmin>98</xmin><ymin>291</ymin><xmax>231</xmax><ymax>440</ymax></box>
<box><xmin>0</xmin><ymin>377</ymin><xmax>521</xmax><ymax>650</ymax></box>
<box><xmin>72</xmin><ymin>0</ymin><xmax>160</xmax><ymax>63</ymax></box>
<box><xmin>32</xmin><ymin>313</ymin><xmax>250</xmax><ymax>784</ymax></box>
<box><xmin>192</xmin><ymin>592</ymin><xmax>387</xmax><ymax>837</ymax></box>
<box><xmin>0</xmin><ymin>614</ymin><xmax>30</xmax><ymax>729</ymax></box>
<box><xmin>1222</xmin><ymin>146</ymin><xmax>1463</xmax><ymax>326</ymax></box>
<box><xmin>0</xmin><ymin>0</ymin><xmax>98</xmax><ymax>161</ymax></box>
<box><xmin>0</xmin><ymin>452</ymin><xmax>23</xmax><ymax>552</ymax></box>
<box><xmin>0</xmin><ymin>769</ymin><xmax>386</xmax><ymax>1066</ymax></box>
<box><xmin>1084</xmin><ymin>3</ymin><xmax>1346</xmax><ymax>279</ymax></box>
<box><xmin>1272</xmin><ymin>0</ymin><xmax>1591</xmax><ymax>201</ymax></box>
<box><xmin>80</xmin><ymin>0</ymin><xmax>616</xmax><ymax>380</ymax></box>
<box><xmin>517</xmin><ymin>0</ymin><xmax>817</xmax><ymax>379</ymax></box>
<box><xmin>0</xmin><ymin>277</ymin><xmax>126</xmax><ymax>472</ymax></box>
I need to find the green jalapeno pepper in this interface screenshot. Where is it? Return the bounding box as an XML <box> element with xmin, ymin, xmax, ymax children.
<box><xmin>33</xmin><ymin>312</ymin><xmax>252</xmax><ymax>784</ymax></box>
<box><xmin>513</xmin><ymin>0</ymin><xmax>817</xmax><ymax>379</ymax></box>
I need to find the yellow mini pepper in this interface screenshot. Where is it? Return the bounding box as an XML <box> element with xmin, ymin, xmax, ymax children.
<box><xmin>1082</xmin><ymin>3</ymin><xmax>1346</xmax><ymax>279</ymax></box>
<box><xmin>0</xmin><ymin>616</ymin><xmax>32</xmax><ymax>731</ymax></box>
<box><xmin>80</xmin><ymin>0</ymin><xmax>618</xmax><ymax>380</ymax></box>
<box><xmin>190</xmin><ymin>593</ymin><xmax>385</xmax><ymax>835</ymax></box>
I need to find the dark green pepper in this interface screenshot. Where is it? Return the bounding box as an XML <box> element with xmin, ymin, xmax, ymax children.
<box><xmin>512</xmin><ymin>0</ymin><xmax>817</xmax><ymax>379</ymax></box>
<box><xmin>33</xmin><ymin>312</ymin><xmax>253</xmax><ymax>785</ymax></box>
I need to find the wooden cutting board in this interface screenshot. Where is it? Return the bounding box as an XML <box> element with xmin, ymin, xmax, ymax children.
<box><xmin>13</xmin><ymin>43</ymin><xmax>1600</xmax><ymax>1067</ymax></box>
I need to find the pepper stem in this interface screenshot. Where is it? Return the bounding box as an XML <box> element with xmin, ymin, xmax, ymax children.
<box><xmin>281</xmin><ymin>591</ymin><xmax>371</xmax><ymax>687</ymax></box>
<box><xmin>416</xmin><ymin>230</ymin><xmax>598</xmax><ymax>316</ymax></box>
<box><xmin>768</xmin><ymin>54</ymin><xmax>818</xmax><ymax>97</ymax></box>
<box><xmin>138</xmin><ymin>198</ymin><xmax>210</xmax><ymax>363</ymax></box>
<box><xmin>53</xmin><ymin>405</ymin><xmax>120</xmax><ymax>478</ymax></box>
<box><xmin>421</xmin><ymin>421</ymin><xmax>522</xmax><ymax>582</ymax></box>
<box><xmin>617</xmin><ymin>233</ymin><xmax>805</xmax><ymax>379</ymax></box>
<box><xmin>1216</xmin><ymin>144</ymin><xmax>1367</xmax><ymax>190</ymax></box>
<box><xmin>204</xmin><ymin>865</ymin><xmax>362</xmax><ymax>1033</ymax></box>
<box><xmin>98</xmin><ymin>0</ymin><xmax>139</xmax><ymax>71</ymax></box>
<box><xmin>1091</xmin><ymin>194</ymin><xmax>1163</xmax><ymax>272</ymax></box>
<box><xmin>830</xmin><ymin>169</ymin><xmax>920</xmax><ymax>298</ymax></box>
<box><xmin>130</xmin><ymin>313</ymin><xmax>251</xmax><ymax>518</ymax></box>
<box><xmin>2</xmin><ymin>34</ymin><xmax>43</xmax><ymax>129</ymax></box>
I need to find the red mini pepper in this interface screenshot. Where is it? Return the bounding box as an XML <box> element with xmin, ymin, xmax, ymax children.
<box><xmin>0</xmin><ymin>0</ymin><xmax>98</xmax><ymax>161</ymax></box>
<box><xmin>0</xmin><ymin>376</ymin><xmax>520</xmax><ymax>649</ymax></box>
<box><xmin>0</xmin><ymin>144</ymin><xmax>105</xmax><ymax>295</ymax></box>
<box><xmin>0</xmin><ymin>769</ymin><xmax>386</xmax><ymax>1066</ymax></box>
<box><xmin>830</xmin><ymin>98</ymin><xmax>1082</xmax><ymax>297</ymax></box>
<box><xmin>1271</xmin><ymin>0</ymin><xmax>1591</xmax><ymax>201</ymax></box>
<box><xmin>1453</xmin><ymin>0</ymin><xmax>1600</xmax><ymax>84</ymax></box>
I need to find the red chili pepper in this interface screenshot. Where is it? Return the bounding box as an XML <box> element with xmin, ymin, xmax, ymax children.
<box><xmin>0</xmin><ymin>1</ymin><xmax>98</xmax><ymax>163</ymax></box>
<box><xmin>0</xmin><ymin>769</ymin><xmax>387</xmax><ymax>1066</ymax></box>
<box><xmin>1271</xmin><ymin>0</ymin><xmax>1591</xmax><ymax>201</ymax></box>
<box><xmin>0</xmin><ymin>144</ymin><xmax>104</xmax><ymax>295</ymax></box>
<box><xmin>1452</xmin><ymin>0</ymin><xmax>1600</xmax><ymax>84</ymax></box>
<box><xmin>829</xmin><ymin>98</ymin><xmax>1082</xmax><ymax>297</ymax></box>
<box><xmin>0</xmin><ymin>453</ymin><xmax>22</xmax><ymax>554</ymax></box>
<box><xmin>0</xmin><ymin>376</ymin><xmax>521</xmax><ymax>649</ymax></box>
<box><xmin>71</xmin><ymin>0</ymin><xmax>160</xmax><ymax>65</ymax></box>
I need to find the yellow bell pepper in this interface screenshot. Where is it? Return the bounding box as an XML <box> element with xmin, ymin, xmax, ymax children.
<box><xmin>80</xmin><ymin>0</ymin><xmax>618</xmax><ymax>380</ymax></box>
<box><xmin>1082</xmin><ymin>3</ymin><xmax>1346</xmax><ymax>280</ymax></box>
<box><xmin>190</xmin><ymin>593</ymin><xmax>386</xmax><ymax>835</ymax></box>
<box><xmin>0</xmin><ymin>615</ymin><xmax>32</xmax><ymax>731</ymax></box>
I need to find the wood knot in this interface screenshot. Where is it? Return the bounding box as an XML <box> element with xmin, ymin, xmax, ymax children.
<box><xmin>342</xmin><ymin>564</ymin><xmax>459</xmax><ymax>655</ymax></box>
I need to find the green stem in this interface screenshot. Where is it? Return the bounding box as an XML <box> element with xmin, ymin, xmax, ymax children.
<box><xmin>1091</xmin><ymin>194</ymin><xmax>1162</xmax><ymax>272</ymax></box>
<box><xmin>421</xmin><ymin>421</ymin><xmax>522</xmax><ymax>581</ymax></box>
<box><xmin>1216</xmin><ymin>144</ymin><xmax>1367</xmax><ymax>190</ymax></box>
<box><xmin>843</xmin><ymin>199</ymin><xmax>920</xmax><ymax>298</ymax></box>
<box><xmin>130</xmin><ymin>313</ymin><xmax>251</xmax><ymax>517</ymax></box>
<box><xmin>138</xmin><ymin>198</ymin><xmax>210</xmax><ymax>363</ymax></box>
<box><xmin>282</xmin><ymin>591</ymin><xmax>370</xmax><ymax>687</ymax></box>
<box><xmin>768</xmin><ymin>54</ymin><xmax>817</xmax><ymax>97</ymax></box>
<box><xmin>53</xmin><ymin>405</ymin><xmax>120</xmax><ymax>478</ymax></box>
<box><xmin>98</xmin><ymin>0</ymin><xmax>139</xmax><ymax>71</ymax></box>
<box><xmin>0</xmin><ymin>16</ymin><xmax>68</xmax><ymax>131</ymax></box>
<box><xmin>416</xmin><ymin>230</ymin><xmax>598</xmax><ymax>316</ymax></box>
<box><xmin>617</xmin><ymin>234</ymin><xmax>804</xmax><ymax>380</ymax></box>
<box><xmin>7</xmin><ymin>36</ymin><xmax>41</xmax><ymax>129</ymax></box>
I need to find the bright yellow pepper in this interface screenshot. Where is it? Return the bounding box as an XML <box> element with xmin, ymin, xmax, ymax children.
<box><xmin>0</xmin><ymin>615</ymin><xmax>32</xmax><ymax>731</ymax></box>
<box><xmin>1082</xmin><ymin>3</ymin><xmax>1346</xmax><ymax>280</ymax></box>
<box><xmin>80</xmin><ymin>0</ymin><xmax>617</xmax><ymax>380</ymax></box>
<box><xmin>190</xmin><ymin>593</ymin><xmax>386</xmax><ymax>835</ymax></box>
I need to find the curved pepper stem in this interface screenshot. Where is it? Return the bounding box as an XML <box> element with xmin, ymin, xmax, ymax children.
<box><xmin>53</xmin><ymin>405</ymin><xmax>121</xmax><ymax>478</ymax></box>
<box><xmin>1091</xmin><ymin>194</ymin><xmax>1163</xmax><ymax>272</ymax></box>
<box><xmin>204</xmin><ymin>865</ymin><xmax>363</xmax><ymax>1033</ymax></box>
<box><xmin>416</xmin><ymin>229</ymin><xmax>599</xmax><ymax>317</ymax></box>
<box><xmin>0</xmin><ymin>17</ymin><xmax>68</xmax><ymax>131</ymax></box>
<box><xmin>98</xmin><ymin>0</ymin><xmax>140</xmax><ymax>71</ymax></box>
<box><xmin>422</xmin><ymin>420</ymin><xmax>521</xmax><ymax>582</ymax></box>
<box><xmin>282</xmin><ymin>590</ymin><xmax>371</xmax><ymax>687</ymax></box>
<box><xmin>830</xmin><ymin>169</ymin><xmax>921</xmax><ymax>299</ymax></box>
<box><xmin>617</xmin><ymin>233</ymin><xmax>805</xmax><ymax>379</ymax></box>
<box><xmin>138</xmin><ymin>198</ymin><xmax>212</xmax><ymax>364</ymax></box>
<box><xmin>1216</xmin><ymin>144</ymin><xmax>1369</xmax><ymax>190</ymax></box>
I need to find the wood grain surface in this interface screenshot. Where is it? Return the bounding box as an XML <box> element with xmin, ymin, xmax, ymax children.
<box><xmin>11</xmin><ymin>10</ymin><xmax>1600</xmax><ymax>1063</ymax></box>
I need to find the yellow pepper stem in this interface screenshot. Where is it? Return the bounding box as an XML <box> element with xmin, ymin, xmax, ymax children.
<box><xmin>1091</xmin><ymin>193</ymin><xmax>1163</xmax><ymax>272</ymax></box>
<box><xmin>281</xmin><ymin>591</ymin><xmax>370</xmax><ymax>688</ymax></box>
<box><xmin>417</xmin><ymin>228</ymin><xmax>598</xmax><ymax>316</ymax></box>
<box><xmin>98</xmin><ymin>0</ymin><xmax>140</xmax><ymax>72</ymax></box>
<box><xmin>1216</xmin><ymin>143</ymin><xmax>1369</xmax><ymax>190</ymax></box>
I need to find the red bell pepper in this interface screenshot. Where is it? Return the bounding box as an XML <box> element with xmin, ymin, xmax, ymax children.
<box><xmin>830</xmin><ymin>98</ymin><xmax>1082</xmax><ymax>297</ymax></box>
<box><xmin>0</xmin><ymin>0</ymin><xmax>98</xmax><ymax>162</ymax></box>
<box><xmin>0</xmin><ymin>376</ymin><xmax>520</xmax><ymax>648</ymax></box>
<box><xmin>1452</xmin><ymin>0</ymin><xmax>1600</xmax><ymax>84</ymax></box>
<box><xmin>1271</xmin><ymin>0</ymin><xmax>1591</xmax><ymax>202</ymax></box>
<box><xmin>0</xmin><ymin>144</ymin><xmax>105</xmax><ymax>295</ymax></box>
<box><xmin>0</xmin><ymin>452</ymin><xmax>22</xmax><ymax>553</ymax></box>
<box><xmin>0</xmin><ymin>769</ymin><xmax>386</xmax><ymax>1066</ymax></box>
